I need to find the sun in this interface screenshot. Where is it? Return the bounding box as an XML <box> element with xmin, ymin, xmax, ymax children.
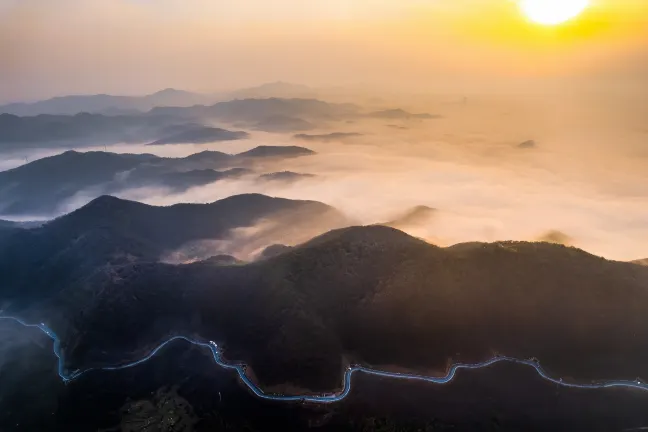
<box><xmin>520</xmin><ymin>0</ymin><xmax>590</xmax><ymax>26</ymax></box>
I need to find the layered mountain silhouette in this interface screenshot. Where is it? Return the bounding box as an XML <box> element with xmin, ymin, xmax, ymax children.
<box><xmin>148</xmin><ymin>98</ymin><xmax>360</xmax><ymax>123</ymax></box>
<box><xmin>0</xmin><ymin>98</ymin><xmax>360</xmax><ymax>149</ymax></box>
<box><xmin>148</xmin><ymin>126</ymin><xmax>249</xmax><ymax>145</ymax></box>
<box><xmin>0</xmin><ymin>113</ymin><xmax>184</xmax><ymax>149</ymax></box>
<box><xmin>0</xmin><ymin>194</ymin><xmax>348</xmax><ymax>308</ymax></box>
<box><xmin>0</xmin><ymin>89</ymin><xmax>211</xmax><ymax>116</ymax></box>
<box><xmin>0</xmin><ymin>148</ymin><xmax>315</xmax><ymax>216</ymax></box>
<box><xmin>4</xmin><ymin>222</ymin><xmax>645</xmax><ymax>393</ymax></box>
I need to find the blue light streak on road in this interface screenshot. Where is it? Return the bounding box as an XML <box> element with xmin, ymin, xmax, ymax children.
<box><xmin>2</xmin><ymin>315</ymin><xmax>647</xmax><ymax>403</ymax></box>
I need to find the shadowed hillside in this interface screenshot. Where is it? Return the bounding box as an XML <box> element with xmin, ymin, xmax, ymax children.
<box><xmin>0</xmin><ymin>194</ymin><xmax>348</xmax><ymax>309</ymax></box>
<box><xmin>10</xmin><ymin>225</ymin><xmax>646</xmax><ymax>394</ymax></box>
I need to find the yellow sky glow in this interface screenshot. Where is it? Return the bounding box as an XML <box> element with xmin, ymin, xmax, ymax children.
<box><xmin>0</xmin><ymin>0</ymin><xmax>646</xmax><ymax>100</ymax></box>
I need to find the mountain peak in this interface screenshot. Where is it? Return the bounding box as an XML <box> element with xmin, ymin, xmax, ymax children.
<box><xmin>151</xmin><ymin>88</ymin><xmax>188</xmax><ymax>96</ymax></box>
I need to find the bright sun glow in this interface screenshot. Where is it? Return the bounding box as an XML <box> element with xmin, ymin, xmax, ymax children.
<box><xmin>520</xmin><ymin>0</ymin><xmax>590</xmax><ymax>25</ymax></box>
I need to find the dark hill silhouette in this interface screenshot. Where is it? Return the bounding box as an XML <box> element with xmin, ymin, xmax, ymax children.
<box><xmin>258</xmin><ymin>243</ymin><xmax>293</xmax><ymax>259</ymax></box>
<box><xmin>0</xmin><ymin>113</ymin><xmax>186</xmax><ymax>149</ymax></box>
<box><xmin>0</xmin><ymin>148</ymin><xmax>315</xmax><ymax>216</ymax></box>
<box><xmin>0</xmin><ymin>219</ymin><xmax>43</xmax><ymax>241</ymax></box>
<box><xmin>149</xmin><ymin>126</ymin><xmax>249</xmax><ymax>145</ymax></box>
<box><xmin>236</xmin><ymin>146</ymin><xmax>315</xmax><ymax>159</ymax></box>
<box><xmin>0</xmin><ymin>194</ymin><xmax>348</xmax><ymax>308</ymax></box>
<box><xmin>0</xmin><ymin>97</ymin><xmax>356</xmax><ymax>149</ymax></box>
<box><xmin>0</xmin><ymin>151</ymin><xmax>158</xmax><ymax>214</ymax></box>
<box><xmin>11</xmin><ymin>225</ymin><xmax>646</xmax><ymax>394</ymax></box>
<box><xmin>125</xmin><ymin>168</ymin><xmax>250</xmax><ymax>192</ymax></box>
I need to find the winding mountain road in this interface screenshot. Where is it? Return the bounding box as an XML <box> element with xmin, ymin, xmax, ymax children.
<box><xmin>2</xmin><ymin>315</ymin><xmax>647</xmax><ymax>403</ymax></box>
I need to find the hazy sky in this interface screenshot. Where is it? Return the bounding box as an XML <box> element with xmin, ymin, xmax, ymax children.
<box><xmin>1</xmin><ymin>0</ymin><xmax>647</xmax><ymax>102</ymax></box>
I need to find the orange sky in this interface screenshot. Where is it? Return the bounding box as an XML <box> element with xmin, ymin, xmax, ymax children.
<box><xmin>0</xmin><ymin>0</ymin><xmax>646</xmax><ymax>101</ymax></box>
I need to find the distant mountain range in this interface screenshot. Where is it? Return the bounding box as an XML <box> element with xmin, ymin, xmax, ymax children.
<box><xmin>0</xmin><ymin>84</ymin><xmax>321</xmax><ymax>116</ymax></box>
<box><xmin>147</xmin><ymin>98</ymin><xmax>360</xmax><ymax>124</ymax></box>
<box><xmin>4</xmin><ymin>223</ymin><xmax>646</xmax><ymax>394</ymax></box>
<box><xmin>0</xmin><ymin>89</ymin><xmax>213</xmax><ymax>116</ymax></box>
<box><xmin>0</xmin><ymin>98</ymin><xmax>365</xmax><ymax>149</ymax></box>
<box><xmin>0</xmin><ymin>147</ymin><xmax>316</xmax><ymax>216</ymax></box>
<box><xmin>634</xmin><ymin>258</ymin><xmax>648</xmax><ymax>266</ymax></box>
<box><xmin>0</xmin><ymin>112</ymin><xmax>183</xmax><ymax>149</ymax></box>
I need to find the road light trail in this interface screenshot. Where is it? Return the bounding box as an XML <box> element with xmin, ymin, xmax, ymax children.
<box><xmin>1</xmin><ymin>315</ymin><xmax>647</xmax><ymax>403</ymax></box>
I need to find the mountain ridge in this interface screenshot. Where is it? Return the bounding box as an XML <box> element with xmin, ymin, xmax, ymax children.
<box><xmin>11</xmin><ymin>224</ymin><xmax>643</xmax><ymax>393</ymax></box>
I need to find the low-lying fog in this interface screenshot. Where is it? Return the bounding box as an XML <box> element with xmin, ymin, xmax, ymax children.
<box><xmin>2</xmin><ymin>94</ymin><xmax>646</xmax><ymax>261</ymax></box>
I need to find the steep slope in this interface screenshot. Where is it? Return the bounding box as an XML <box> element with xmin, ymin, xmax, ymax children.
<box><xmin>31</xmin><ymin>226</ymin><xmax>648</xmax><ymax>393</ymax></box>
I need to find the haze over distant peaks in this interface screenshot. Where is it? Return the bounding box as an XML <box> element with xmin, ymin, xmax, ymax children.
<box><xmin>0</xmin><ymin>147</ymin><xmax>315</xmax><ymax>216</ymax></box>
<box><xmin>258</xmin><ymin>171</ymin><xmax>316</xmax><ymax>182</ymax></box>
<box><xmin>228</xmin><ymin>82</ymin><xmax>317</xmax><ymax>99</ymax></box>
<box><xmin>237</xmin><ymin>145</ymin><xmax>315</xmax><ymax>159</ymax></box>
<box><xmin>294</xmin><ymin>132</ymin><xmax>363</xmax><ymax>141</ymax></box>
<box><xmin>367</xmin><ymin>109</ymin><xmax>440</xmax><ymax>120</ymax></box>
<box><xmin>149</xmin><ymin>126</ymin><xmax>249</xmax><ymax>145</ymax></box>
<box><xmin>252</xmin><ymin>115</ymin><xmax>315</xmax><ymax>133</ymax></box>
<box><xmin>537</xmin><ymin>230</ymin><xmax>573</xmax><ymax>246</ymax></box>
<box><xmin>383</xmin><ymin>205</ymin><xmax>437</xmax><ymax>228</ymax></box>
<box><xmin>0</xmin><ymin>88</ymin><xmax>211</xmax><ymax>116</ymax></box>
